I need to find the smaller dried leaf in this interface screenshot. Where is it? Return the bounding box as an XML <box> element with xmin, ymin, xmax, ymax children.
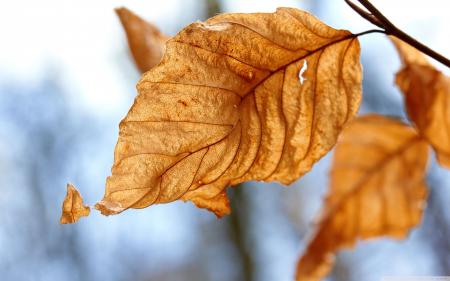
<box><xmin>116</xmin><ymin>7</ymin><xmax>169</xmax><ymax>73</ymax></box>
<box><xmin>296</xmin><ymin>114</ymin><xmax>429</xmax><ymax>281</ymax></box>
<box><xmin>60</xmin><ymin>184</ymin><xmax>90</xmax><ymax>224</ymax></box>
<box><xmin>393</xmin><ymin>38</ymin><xmax>450</xmax><ymax>168</ymax></box>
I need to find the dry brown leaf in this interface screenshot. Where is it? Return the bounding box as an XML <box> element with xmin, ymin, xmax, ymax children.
<box><xmin>95</xmin><ymin>7</ymin><xmax>362</xmax><ymax>217</ymax></box>
<box><xmin>60</xmin><ymin>184</ymin><xmax>90</xmax><ymax>224</ymax></box>
<box><xmin>296</xmin><ymin>114</ymin><xmax>429</xmax><ymax>281</ymax></box>
<box><xmin>116</xmin><ymin>7</ymin><xmax>169</xmax><ymax>73</ymax></box>
<box><xmin>392</xmin><ymin>38</ymin><xmax>450</xmax><ymax>168</ymax></box>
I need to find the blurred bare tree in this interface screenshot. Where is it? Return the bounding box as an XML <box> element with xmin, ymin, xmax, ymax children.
<box><xmin>0</xmin><ymin>71</ymin><xmax>94</xmax><ymax>281</ymax></box>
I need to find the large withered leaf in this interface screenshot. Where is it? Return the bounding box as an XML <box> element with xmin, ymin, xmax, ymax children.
<box><xmin>116</xmin><ymin>7</ymin><xmax>169</xmax><ymax>73</ymax></box>
<box><xmin>296</xmin><ymin>115</ymin><xmax>429</xmax><ymax>281</ymax></box>
<box><xmin>392</xmin><ymin>38</ymin><xmax>450</xmax><ymax>168</ymax></box>
<box><xmin>95</xmin><ymin>8</ymin><xmax>363</xmax><ymax>217</ymax></box>
<box><xmin>60</xmin><ymin>184</ymin><xmax>90</xmax><ymax>224</ymax></box>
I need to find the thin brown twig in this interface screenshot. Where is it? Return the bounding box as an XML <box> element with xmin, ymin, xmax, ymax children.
<box><xmin>346</xmin><ymin>0</ymin><xmax>450</xmax><ymax>68</ymax></box>
<box><xmin>353</xmin><ymin>0</ymin><xmax>392</xmax><ymax>27</ymax></box>
<box><xmin>344</xmin><ymin>0</ymin><xmax>384</xmax><ymax>29</ymax></box>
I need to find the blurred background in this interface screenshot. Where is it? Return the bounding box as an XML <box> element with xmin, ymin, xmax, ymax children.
<box><xmin>0</xmin><ymin>0</ymin><xmax>449</xmax><ymax>280</ymax></box>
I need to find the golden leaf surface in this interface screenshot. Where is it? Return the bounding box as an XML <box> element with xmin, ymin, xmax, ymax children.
<box><xmin>95</xmin><ymin>7</ymin><xmax>363</xmax><ymax>217</ymax></box>
<box><xmin>296</xmin><ymin>114</ymin><xmax>429</xmax><ymax>281</ymax></box>
<box><xmin>60</xmin><ymin>184</ymin><xmax>90</xmax><ymax>224</ymax></box>
<box><xmin>116</xmin><ymin>7</ymin><xmax>169</xmax><ymax>73</ymax></box>
<box><xmin>393</xmin><ymin>38</ymin><xmax>450</xmax><ymax>168</ymax></box>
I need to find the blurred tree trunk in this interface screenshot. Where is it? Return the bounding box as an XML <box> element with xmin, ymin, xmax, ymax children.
<box><xmin>229</xmin><ymin>187</ymin><xmax>254</xmax><ymax>281</ymax></box>
<box><xmin>204</xmin><ymin>1</ymin><xmax>254</xmax><ymax>281</ymax></box>
<box><xmin>207</xmin><ymin>0</ymin><xmax>221</xmax><ymax>17</ymax></box>
<box><xmin>424</xmin><ymin>174</ymin><xmax>450</xmax><ymax>275</ymax></box>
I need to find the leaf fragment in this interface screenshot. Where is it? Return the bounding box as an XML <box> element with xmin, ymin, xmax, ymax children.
<box><xmin>60</xmin><ymin>184</ymin><xmax>90</xmax><ymax>224</ymax></box>
<box><xmin>393</xmin><ymin>37</ymin><xmax>450</xmax><ymax>168</ymax></box>
<box><xmin>296</xmin><ymin>115</ymin><xmax>429</xmax><ymax>281</ymax></box>
<box><xmin>116</xmin><ymin>7</ymin><xmax>169</xmax><ymax>73</ymax></box>
<box><xmin>97</xmin><ymin>7</ymin><xmax>363</xmax><ymax>217</ymax></box>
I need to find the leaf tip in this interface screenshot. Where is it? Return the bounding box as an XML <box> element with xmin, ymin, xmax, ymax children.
<box><xmin>190</xmin><ymin>192</ymin><xmax>231</xmax><ymax>218</ymax></box>
<box><xmin>296</xmin><ymin>251</ymin><xmax>335</xmax><ymax>281</ymax></box>
<box><xmin>94</xmin><ymin>200</ymin><xmax>125</xmax><ymax>216</ymax></box>
<box><xmin>114</xmin><ymin>6</ymin><xmax>129</xmax><ymax>16</ymax></box>
<box><xmin>390</xmin><ymin>36</ymin><xmax>430</xmax><ymax>67</ymax></box>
